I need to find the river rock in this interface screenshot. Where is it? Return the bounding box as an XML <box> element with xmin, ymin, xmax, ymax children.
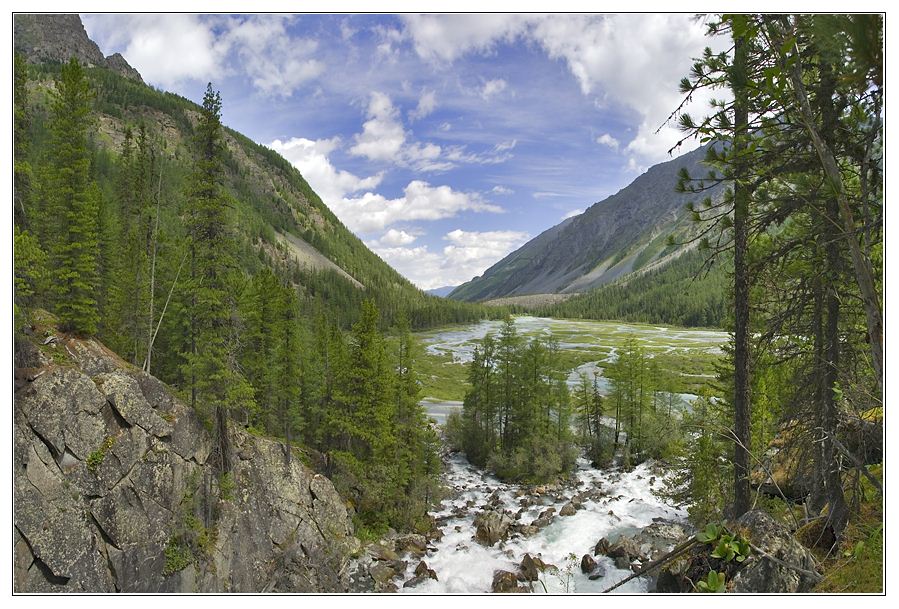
<box><xmin>368</xmin><ymin>562</ymin><xmax>396</xmax><ymax>586</ymax></box>
<box><xmin>587</xmin><ymin>565</ymin><xmax>607</xmax><ymax>581</ymax></box>
<box><xmin>368</xmin><ymin>542</ymin><xmax>399</xmax><ymax>562</ymax></box>
<box><xmin>414</xmin><ymin>560</ymin><xmax>438</xmax><ymax>581</ymax></box>
<box><xmin>393</xmin><ymin>533</ymin><xmax>427</xmax><ymax>557</ymax></box>
<box><xmin>559</xmin><ymin>502</ymin><xmax>577</xmax><ymax>517</ymax></box>
<box><xmin>492</xmin><ymin>569</ymin><xmax>528</xmax><ymax>593</ymax></box>
<box><xmin>14</xmin><ymin>326</ymin><xmax>355</xmax><ymax>593</ymax></box>
<box><xmin>403</xmin><ymin>576</ymin><xmax>429</xmax><ymax>588</ymax></box>
<box><xmin>580</xmin><ymin>554</ymin><xmax>597</xmax><ymax>574</ymax></box>
<box><xmin>518</xmin><ymin>553</ymin><xmax>545</xmax><ymax>582</ymax></box>
<box><xmin>473</xmin><ymin>510</ymin><xmax>515</xmax><ymax>547</ymax></box>
<box><xmin>594</xmin><ymin>538</ymin><xmax>611</xmax><ymax>556</ymax></box>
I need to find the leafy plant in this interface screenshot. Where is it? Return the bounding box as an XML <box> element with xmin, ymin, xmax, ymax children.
<box><xmin>696</xmin><ymin>523</ymin><xmax>751</xmax><ymax>563</ymax></box>
<box><xmin>697</xmin><ymin>570</ymin><xmax>727</xmax><ymax>593</ymax></box>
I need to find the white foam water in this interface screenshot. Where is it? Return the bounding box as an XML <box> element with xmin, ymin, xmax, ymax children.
<box><xmin>398</xmin><ymin>453</ymin><xmax>686</xmax><ymax>594</ymax></box>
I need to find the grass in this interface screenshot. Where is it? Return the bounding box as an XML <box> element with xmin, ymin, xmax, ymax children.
<box><xmin>812</xmin><ymin>464</ymin><xmax>883</xmax><ymax>593</ymax></box>
<box><xmin>86</xmin><ymin>436</ymin><xmax>116</xmax><ymax>473</ymax></box>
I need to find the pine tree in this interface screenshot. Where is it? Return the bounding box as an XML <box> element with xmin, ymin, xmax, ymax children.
<box><xmin>47</xmin><ymin>58</ymin><xmax>101</xmax><ymax>335</ymax></box>
<box><xmin>182</xmin><ymin>83</ymin><xmax>254</xmax><ymax>474</ymax></box>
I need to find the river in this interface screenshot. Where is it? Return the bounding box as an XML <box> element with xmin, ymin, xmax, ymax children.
<box><xmin>398</xmin><ymin>317</ymin><xmax>722</xmax><ymax>593</ymax></box>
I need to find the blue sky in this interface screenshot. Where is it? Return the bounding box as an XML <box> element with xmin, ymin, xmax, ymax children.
<box><xmin>82</xmin><ymin>13</ymin><xmax>725</xmax><ymax>289</ymax></box>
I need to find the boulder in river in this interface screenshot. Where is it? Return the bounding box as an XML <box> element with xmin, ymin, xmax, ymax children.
<box><xmin>594</xmin><ymin>538</ymin><xmax>611</xmax><ymax>556</ymax></box>
<box><xmin>580</xmin><ymin>554</ymin><xmax>597</xmax><ymax>574</ymax></box>
<box><xmin>414</xmin><ymin>560</ymin><xmax>438</xmax><ymax>581</ymax></box>
<box><xmin>492</xmin><ymin>569</ymin><xmax>529</xmax><ymax>593</ymax></box>
<box><xmin>518</xmin><ymin>553</ymin><xmax>548</xmax><ymax>582</ymax></box>
<box><xmin>559</xmin><ymin>502</ymin><xmax>577</xmax><ymax>517</ymax></box>
<box><xmin>473</xmin><ymin>510</ymin><xmax>515</xmax><ymax>547</ymax></box>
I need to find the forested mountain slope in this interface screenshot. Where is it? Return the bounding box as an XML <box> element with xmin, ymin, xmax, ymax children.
<box><xmin>14</xmin><ymin>13</ymin><xmax>487</xmax><ymax>331</ymax></box>
<box><xmin>450</xmin><ymin>144</ymin><xmax>725</xmax><ymax>302</ymax></box>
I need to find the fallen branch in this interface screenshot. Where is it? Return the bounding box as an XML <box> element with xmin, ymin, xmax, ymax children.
<box><xmin>602</xmin><ymin>537</ymin><xmax>698</xmax><ymax>593</ymax></box>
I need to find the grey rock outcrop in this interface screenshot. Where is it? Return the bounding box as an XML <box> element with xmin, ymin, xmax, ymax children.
<box><xmin>14</xmin><ymin>14</ymin><xmax>144</xmax><ymax>82</ymax></box>
<box><xmin>14</xmin><ymin>333</ymin><xmax>356</xmax><ymax>592</ymax></box>
<box><xmin>656</xmin><ymin>510</ymin><xmax>821</xmax><ymax>593</ymax></box>
<box><xmin>730</xmin><ymin>511</ymin><xmax>821</xmax><ymax>593</ymax></box>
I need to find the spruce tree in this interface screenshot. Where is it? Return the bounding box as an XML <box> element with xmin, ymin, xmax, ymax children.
<box><xmin>47</xmin><ymin>58</ymin><xmax>100</xmax><ymax>335</ymax></box>
<box><xmin>183</xmin><ymin>83</ymin><xmax>254</xmax><ymax>474</ymax></box>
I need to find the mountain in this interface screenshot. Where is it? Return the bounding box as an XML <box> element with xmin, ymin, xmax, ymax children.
<box><xmin>13</xmin><ymin>13</ymin><xmax>486</xmax><ymax>331</ymax></box>
<box><xmin>15</xmin><ymin>14</ymin><xmax>143</xmax><ymax>82</ymax></box>
<box><xmin>449</xmin><ymin>144</ymin><xmax>724</xmax><ymax>302</ymax></box>
<box><xmin>426</xmin><ymin>285</ymin><xmax>459</xmax><ymax>297</ymax></box>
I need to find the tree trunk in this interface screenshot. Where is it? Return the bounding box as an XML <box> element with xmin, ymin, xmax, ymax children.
<box><xmin>782</xmin><ymin>19</ymin><xmax>883</xmax><ymax>394</ymax></box>
<box><xmin>731</xmin><ymin>23</ymin><xmax>752</xmax><ymax>518</ymax></box>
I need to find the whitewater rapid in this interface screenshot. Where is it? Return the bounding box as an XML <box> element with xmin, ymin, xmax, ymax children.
<box><xmin>398</xmin><ymin>453</ymin><xmax>686</xmax><ymax>594</ymax></box>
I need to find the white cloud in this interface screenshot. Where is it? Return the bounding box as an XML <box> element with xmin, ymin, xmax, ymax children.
<box><xmin>268</xmin><ymin>136</ymin><xmax>383</xmax><ymax>205</ymax></box>
<box><xmin>371</xmin><ymin>228</ymin><xmax>419</xmax><ymax>247</ymax></box>
<box><xmin>349</xmin><ymin>92</ymin><xmax>514</xmax><ymax>171</ymax></box>
<box><xmin>83</xmin><ymin>14</ymin><xmax>325</xmax><ymax>97</ymax></box>
<box><xmin>400</xmin><ymin>14</ymin><xmax>532</xmax><ymax>62</ymax></box>
<box><xmin>334</xmin><ymin>181</ymin><xmax>503</xmax><ymax>234</ymax></box>
<box><xmin>596</xmin><ymin>133</ymin><xmax>619</xmax><ymax>150</ymax></box>
<box><xmin>399</xmin><ymin>14</ymin><xmax>726</xmax><ymax>164</ymax></box>
<box><xmin>221</xmin><ymin>16</ymin><xmax>323</xmax><ymax>97</ymax></box>
<box><xmin>409</xmin><ymin>89</ymin><xmax>437</xmax><ymax>121</ymax></box>
<box><xmin>83</xmin><ymin>14</ymin><xmax>228</xmax><ymax>89</ymax></box>
<box><xmin>350</xmin><ymin>92</ymin><xmax>408</xmax><ymax>163</ymax></box>
<box><xmin>371</xmin><ymin>229</ymin><xmax>530</xmax><ymax>290</ymax></box>
<box><xmin>480</xmin><ymin>78</ymin><xmax>508</xmax><ymax>100</ymax></box>
<box><xmin>562</xmin><ymin>208</ymin><xmax>585</xmax><ymax>220</ymax></box>
<box><xmin>491</xmin><ymin>185</ymin><xmax>514</xmax><ymax>195</ymax></box>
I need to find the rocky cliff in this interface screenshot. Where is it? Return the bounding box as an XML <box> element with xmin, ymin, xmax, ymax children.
<box><xmin>14</xmin><ymin>317</ymin><xmax>357</xmax><ymax>592</ymax></box>
<box><xmin>14</xmin><ymin>14</ymin><xmax>143</xmax><ymax>82</ymax></box>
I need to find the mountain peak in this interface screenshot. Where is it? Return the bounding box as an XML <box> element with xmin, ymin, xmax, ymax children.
<box><xmin>14</xmin><ymin>14</ymin><xmax>143</xmax><ymax>83</ymax></box>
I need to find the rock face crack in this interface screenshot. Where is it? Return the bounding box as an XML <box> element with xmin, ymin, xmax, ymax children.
<box><xmin>16</xmin><ymin>526</ymin><xmax>71</xmax><ymax>587</ymax></box>
<box><xmin>15</xmin><ymin>328</ymin><xmax>355</xmax><ymax>592</ymax></box>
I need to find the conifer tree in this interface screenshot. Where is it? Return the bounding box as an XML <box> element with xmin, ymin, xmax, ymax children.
<box><xmin>47</xmin><ymin>58</ymin><xmax>100</xmax><ymax>335</ymax></box>
<box><xmin>183</xmin><ymin>83</ymin><xmax>254</xmax><ymax>474</ymax></box>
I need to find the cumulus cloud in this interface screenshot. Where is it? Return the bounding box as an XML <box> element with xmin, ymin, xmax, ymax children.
<box><xmin>83</xmin><ymin>14</ymin><xmax>324</xmax><ymax>97</ymax></box>
<box><xmin>335</xmin><ymin>181</ymin><xmax>503</xmax><ymax>234</ymax></box>
<box><xmin>350</xmin><ymin>91</ymin><xmax>408</xmax><ymax>163</ymax></box>
<box><xmin>370</xmin><ymin>229</ymin><xmax>530</xmax><ymax>290</ymax></box>
<box><xmin>480</xmin><ymin>78</ymin><xmax>508</xmax><ymax>100</ymax></box>
<box><xmin>268</xmin><ymin>136</ymin><xmax>383</xmax><ymax>205</ymax></box>
<box><xmin>596</xmin><ymin>133</ymin><xmax>619</xmax><ymax>150</ymax></box>
<box><xmin>83</xmin><ymin>14</ymin><xmax>228</xmax><ymax>89</ymax></box>
<box><xmin>491</xmin><ymin>185</ymin><xmax>514</xmax><ymax>195</ymax></box>
<box><xmin>400</xmin><ymin>14</ymin><xmax>532</xmax><ymax>62</ymax></box>
<box><xmin>221</xmin><ymin>15</ymin><xmax>323</xmax><ymax>97</ymax></box>
<box><xmin>371</xmin><ymin>228</ymin><xmax>419</xmax><ymax>247</ymax></box>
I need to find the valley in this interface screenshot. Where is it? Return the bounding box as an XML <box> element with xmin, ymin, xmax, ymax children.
<box><xmin>415</xmin><ymin>316</ymin><xmax>727</xmax><ymax>407</ymax></box>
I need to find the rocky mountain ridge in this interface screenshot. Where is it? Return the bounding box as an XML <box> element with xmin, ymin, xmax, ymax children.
<box><xmin>450</xmin><ymin>144</ymin><xmax>724</xmax><ymax>302</ymax></box>
<box><xmin>14</xmin><ymin>14</ymin><xmax>144</xmax><ymax>83</ymax></box>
